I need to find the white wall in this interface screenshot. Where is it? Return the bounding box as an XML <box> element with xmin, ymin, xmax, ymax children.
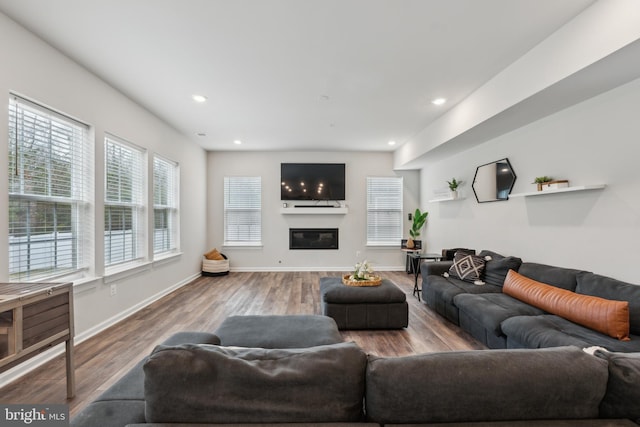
<box><xmin>0</xmin><ymin>12</ymin><xmax>208</xmax><ymax>340</ymax></box>
<box><xmin>207</xmin><ymin>151</ymin><xmax>419</xmax><ymax>271</ymax></box>
<box><xmin>419</xmin><ymin>76</ymin><xmax>640</xmax><ymax>284</ymax></box>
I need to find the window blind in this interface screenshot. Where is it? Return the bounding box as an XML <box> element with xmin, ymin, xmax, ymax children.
<box><xmin>104</xmin><ymin>135</ymin><xmax>145</xmax><ymax>266</ymax></box>
<box><xmin>366</xmin><ymin>176</ymin><xmax>403</xmax><ymax>245</ymax></box>
<box><xmin>153</xmin><ymin>155</ymin><xmax>179</xmax><ymax>255</ymax></box>
<box><xmin>224</xmin><ymin>176</ymin><xmax>261</xmax><ymax>245</ymax></box>
<box><xmin>8</xmin><ymin>95</ymin><xmax>93</xmax><ymax>281</ymax></box>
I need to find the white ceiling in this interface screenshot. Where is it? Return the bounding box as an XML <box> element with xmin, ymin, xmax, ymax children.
<box><xmin>0</xmin><ymin>0</ymin><xmax>596</xmax><ymax>152</ymax></box>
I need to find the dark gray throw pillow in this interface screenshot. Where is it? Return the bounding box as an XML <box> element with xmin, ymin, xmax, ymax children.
<box><xmin>143</xmin><ymin>342</ymin><xmax>367</xmax><ymax>424</ymax></box>
<box><xmin>595</xmin><ymin>350</ymin><xmax>640</xmax><ymax>423</ymax></box>
<box><xmin>478</xmin><ymin>250</ymin><xmax>522</xmax><ymax>286</ymax></box>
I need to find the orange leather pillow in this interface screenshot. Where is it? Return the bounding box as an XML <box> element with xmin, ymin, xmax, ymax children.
<box><xmin>503</xmin><ymin>270</ymin><xmax>630</xmax><ymax>341</ymax></box>
<box><xmin>204</xmin><ymin>248</ymin><xmax>224</xmax><ymax>261</ymax></box>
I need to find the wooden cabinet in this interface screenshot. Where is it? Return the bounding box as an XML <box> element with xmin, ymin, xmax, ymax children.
<box><xmin>0</xmin><ymin>282</ymin><xmax>75</xmax><ymax>398</ymax></box>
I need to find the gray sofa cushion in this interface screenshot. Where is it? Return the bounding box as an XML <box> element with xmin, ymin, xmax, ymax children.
<box><xmin>129</xmin><ymin>424</ymin><xmax>379</xmax><ymax>427</ymax></box>
<box><xmin>98</xmin><ymin>331</ymin><xmax>222</xmax><ymax>401</ymax></box>
<box><xmin>71</xmin><ymin>331</ymin><xmax>220</xmax><ymax>427</ymax></box>
<box><xmin>477</xmin><ymin>250</ymin><xmax>522</xmax><ymax>286</ymax></box>
<box><xmin>595</xmin><ymin>350</ymin><xmax>640</xmax><ymax>424</ymax></box>
<box><xmin>576</xmin><ymin>272</ymin><xmax>640</xmax><ymax>335</ymax></box>
<box><xmin>384</xmin><ymin>421</ymin><xmax>639</xmax><ymax>426</ymax></box>
<box><xmin>428</xmin><ymin>276</ymin><xmax>502</xmax><ymax>305</ymax></box>
<box><xmin>517</xmin><ymin>262</ymin><xmax>582</xmax><ymax>291</ymax></box>
<box><xmin>421</xmin><ymin>260</ymin><xmax>454</xmax><ymax>277</ymax></box>
<box><xmin>144</xmin><ymin>342</ymin><xmax>367</xmax><ymax>424</ymax></box>
<box><xmin>214</xmin><ymin>314</ymin><xmax>342</xmax><ymax>348</ymax></box>
<box><xmin>365</xmin><ymin>346</ymin><xmax>608</xmax><ymax>424</ymax></box>
<box><xmin>454</xmin><ymin>293</ymin><xmax>545</xmax><ymax>336</ymax></box>
<box><xmin>72</xmin><ymin>401</ymin><xmax>146</xmax><ymax>427</ymax></box>
<box><xmin>501</xmin><ymin>315</ymin><xmax>640</xmax><ymax>352</ymax></box>
<box><xmin>424</xmin><ymin>275</ymin><xmax>502</xmax><ymax>324</ymax></box>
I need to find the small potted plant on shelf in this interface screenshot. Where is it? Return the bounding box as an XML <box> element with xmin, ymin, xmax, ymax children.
<box><xmin>406</xmin><ymin>208</ymin><xmax>428</xmax><ymax>249</ymax></box>
<box><xmin>447</xmin><ymin>178</ymin><xmax>460</xmax><ymax>199</ymax></box>
<box><xmin>533</xmin><ymin>176</ymin><xmax>553</xmax><ymax>191</ymax></box>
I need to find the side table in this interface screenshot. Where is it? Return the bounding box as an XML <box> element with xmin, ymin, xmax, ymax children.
<box><xmin>0</xmin><ymin>282</ymin><xmax>75</xmax><ymax>398</ymax></box>
<box><xmin>401</xmin><ymin>248</ymin><xmax>421</xmax><ymax>273</ymax></box>
<box><xmin>407</xmin><ymin>252</ymin><xmax>442</xmax><ymax>301</ymax></box>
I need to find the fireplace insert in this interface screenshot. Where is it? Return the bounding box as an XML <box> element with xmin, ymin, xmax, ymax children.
<box><xmin>289</xmin><ymin>228</ymin><xmax>338</xmax><ymax>250</ymax></box>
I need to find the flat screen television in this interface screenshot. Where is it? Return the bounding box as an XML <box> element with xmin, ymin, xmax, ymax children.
<box><xmin>281</xmin><ymin>163</ymin><xmax>345</xmax><ymax>201</ymax></box>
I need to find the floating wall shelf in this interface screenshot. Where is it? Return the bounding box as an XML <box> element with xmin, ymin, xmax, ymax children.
<box><xmin>509</xmin><ymin>184</ymin><xmax>606</xmax><ymax>198</ymax></box>
<box><xmin>428</xmin><ymin>196</ymin><xmax>466</xmax><ymax>203</ymax></box>
<box><xmin>280</xmin><ymin>207</ymin><xmax>348</xmax><ymax>215</ymax></box>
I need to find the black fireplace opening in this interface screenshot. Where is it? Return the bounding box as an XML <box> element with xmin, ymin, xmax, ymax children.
<box><xmin>289</xmin><ymin>228</ymin><xmax>338</xmax><ymax>250</ymax></box>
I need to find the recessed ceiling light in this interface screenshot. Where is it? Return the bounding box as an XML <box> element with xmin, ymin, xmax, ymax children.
<box><xmin>192</xmin><ymin>94</ymin><xmax>208</xmax><ymax>103</ymax></box>
<box><xmin>432</xmin><ymin>98</ymin><xmax>446</xmax><ymax>106</ymax></box>
<box><xmin>388</xmin><ymin>141</ymin><xmax>396</xmax><ymax>146</ymax></box>
<box><xmin>233</xmin><ymin>140</ymin><xmax>242</xmax><ymax>145</ymax></box>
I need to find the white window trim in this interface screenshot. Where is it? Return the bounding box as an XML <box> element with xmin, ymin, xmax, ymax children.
<box><xmin>153</xmin><ymin>155</ymin><xmax>180</xmax><ymax>257</ymax></box>
<box><xmin>104</xmin><ymin>134</ymin><xmax>147</xmax><ymax>272</ymax></box>
<box><xmin>8</xmin><ymin>94</ymin><xmax>94</xmax><ymax>282</ymax></box>
<box><xmin>223</xmin><ymin>176</ymin><xmax>262</xmax><ymax>246</ymax></box>
<box><xmin>366</xmin><ymin>176</ymin><xmax>404</xmax><ymax>247</ymax></box>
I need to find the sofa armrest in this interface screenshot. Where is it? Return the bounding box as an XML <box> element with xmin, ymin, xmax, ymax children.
<box><xmin>421</xmin><ymin>261</ymin><xmax>453</xmax><ymax>278</ymax></box>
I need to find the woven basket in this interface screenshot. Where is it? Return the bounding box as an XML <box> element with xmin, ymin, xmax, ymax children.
<box><xmin>202</xmin><ymin>254</ymin><xmax>230</xmax><ymax>277</ymax></box>
<box><xmin>342</xmin><ymin>274</ymin><xmax>382</xmax><ymax>287</ymax></box>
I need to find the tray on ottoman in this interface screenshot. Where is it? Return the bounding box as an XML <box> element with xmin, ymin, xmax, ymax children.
<box><xmin>320</xmin><ymin>277</ymin><xmax>408</xmax><ymax>330</ymax></box>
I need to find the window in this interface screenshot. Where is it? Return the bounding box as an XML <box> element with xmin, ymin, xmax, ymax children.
<box><xmin>366</xmin><ymin>176</ymin><xmax>403</xmax><ymax>246</ymax></box>
<box><xmin>224</xmin><ymin>176</ymin><xmax>261</xmax><ymax>246</ymax></box>
<box><xmin>153</xmin><ymin>155</ymin><xmax>179</xmax><ymax>255</ymax></box>
<box><xmin>104</xmin><ymin>135</ymin><xmax>146</xmax><ymax>267</ymax></box>
<box><xmin>8</xmin><ymin>95</ymin><xmax>93</xmax><ymax>281</ymax></box>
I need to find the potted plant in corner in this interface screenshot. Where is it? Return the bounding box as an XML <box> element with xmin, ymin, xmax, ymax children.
<box><xmin>406</xmin><ymin>208</ymin><xmax>428</xmax><ymax>249</ymax></box>
<box><xmin>447</xmin><ymin>178</ymin><xmax>460</xmax><ymax>199</ymax></box>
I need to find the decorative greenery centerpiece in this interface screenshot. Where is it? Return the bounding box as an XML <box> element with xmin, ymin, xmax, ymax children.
<box><xmin>352</xmin><ymin>260</ymin><xmax>373</xmax><ymax>280</ymax></box>
<box><xmin>343</xmin><ymin>260</ymin><xmax>382</xmax><ymax>286</ymax></box>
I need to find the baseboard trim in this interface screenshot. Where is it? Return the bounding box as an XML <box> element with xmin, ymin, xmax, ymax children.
<box><xmin>74</xmin><ymin>272</ymin><xmax>200</xmax><ymax>343</ymax></box>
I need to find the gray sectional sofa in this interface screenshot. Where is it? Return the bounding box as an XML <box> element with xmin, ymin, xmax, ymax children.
<box><xmin>421</xmin><ymin>250</ymin><xmax>640</xmax><ymax>352</ymax></box>
<box><xmin>70</xmin><ymin>314</ymin><xmax>640</xmax><ymax>427</ymax></box>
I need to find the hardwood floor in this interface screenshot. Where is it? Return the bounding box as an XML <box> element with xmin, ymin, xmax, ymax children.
<box><xmin>0</xmin><ymin>271</ymin><xmax>485</xmax><ymax>415</ymax></box>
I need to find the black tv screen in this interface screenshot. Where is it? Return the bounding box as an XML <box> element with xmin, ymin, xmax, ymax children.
<box><xmin>281</xmin><ymin>163</ymin><xmax>345</xmax><ymax>201</ymax></box>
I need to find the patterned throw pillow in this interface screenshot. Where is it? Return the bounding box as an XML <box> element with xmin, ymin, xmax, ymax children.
<box><xmin>446</xmin><ymin>252</ymin><xmax>486</xmax><ymax>283</ymax></box>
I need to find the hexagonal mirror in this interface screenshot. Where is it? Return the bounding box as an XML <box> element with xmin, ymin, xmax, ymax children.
<box><xmin>472</xmin><ymin>158</ymin><xmax>517</xmax><ymax>203</ymax></box>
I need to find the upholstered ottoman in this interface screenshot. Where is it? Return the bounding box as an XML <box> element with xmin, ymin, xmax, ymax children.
<box><xmin>214</xmin><ymin>314</ymin><xmax>343</xmax><ymax>348</ymax></box>
<box><xmin>320</xmin><ymin>277</ymin><xmax>408</xmax><ymax>330</ymax></box>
